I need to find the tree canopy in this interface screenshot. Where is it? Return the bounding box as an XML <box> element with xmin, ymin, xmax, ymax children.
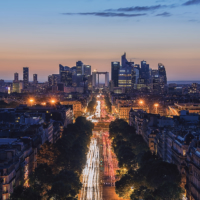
<box><xmin>109</xmin><ymin>119</ymin><xmax>183</xmax><ymax>200</ymax></box>
<box><xmin>10</xmin><ymin>116</ymin><xmax>93</xmax><ymax>200</ymax></box>
<box><xmin>87</xmin><ymin>97</ymin><xmax>96</xmax><ymax>114</ymax></box>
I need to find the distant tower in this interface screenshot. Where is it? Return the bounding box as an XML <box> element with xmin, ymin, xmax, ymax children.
<box><xmin>59</xmin><ymin>64</ymin><xmax>65</xmax><ymax>75</ymax></box>
<box><xmin>158</xmin><ymin>63</ymin><xmax>167</xmax><ymax>84</ymax></box>
<box><xmin>111</xmin><ymin>62</ymin><xmax>120</xmax><ymax>87</ymax></box>
<box><xmin>33</xmin><ymin>74</ymin><xmax>38</xmax><ymax>84</ymax></box>
<box><xmin>14</xmin><ymin>73</ymin><xmax>19</xmax><ymax>82</ymax></box>
<box><xmin>76</xmin><ymin>61</ymin><xmax>84</xmax><ymax>76</ymax></box>
<box><xmin>84</xmin><ymin>65</ymin><xmax>91</xmax><ymax>77</ymax></box>
<box><xmin>140</xmin><ymin>60</ymin><xmax>150</xmax><ymax>84</ymax></box>
<box><xmin>121</xmin><ymin>52</ymin><xmax>128</xmax><ymax>68</ymax></box>
<box><xmin>23</xmin><ymin>67</ymin><xmax>29</xmax><ymax>89</ymax></box>
<box><xmin>158</xmin><ymin>63</ymin><xmax>167</xmax><ymax>94</ymax></box>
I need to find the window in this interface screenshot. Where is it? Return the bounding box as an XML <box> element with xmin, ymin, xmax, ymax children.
<box><xmin>3</xmin><ymin>195</ymin><xmax>6</xmax><ymax>200</ymax></box>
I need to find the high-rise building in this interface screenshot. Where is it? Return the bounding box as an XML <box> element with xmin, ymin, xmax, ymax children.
<box><xmin>105</xmin><ymin>72</ymin><xmax>109</xmax><ymax>87</ymax></box>
<box><xmin>131</xmin><ymin>66</ymin><xmax>139</xmax><ymax>89</ymax></box>
<box><xmin>84</xmin><ymin>65</ymin><xmax>91</xmax><ymax>77</ymax></box>
<box><xmin>118</xmin><ymin>67</ymin><xmax>132</xmax><ymax>88</ymax></box>
<box><xmin>52</xmin><ymin>74</ymin><xmax>60</xmax><ymax>86</ymax></box>
<box><xmin>12</xmin><ymin>81</ymin><xmax>23</xmax><ymax>93</ymax></box>
<box><xmin>14</xmin><ymin>73</ymin><xmax>19</xmax><ymax>82</ymax></box>
<box><xmin>76</xmin><ymin>61</ymin><xmax>84</xmax><ymax>76</ymax></box>
<box><xmin>111</xmin><ymin>62</ymin><xmax>120</xmax><ymax>87</ymax></box>
<box><xmin>33</xmin><ymin>74</ymin><xmax>38</xmax><ymax>84</ymax></box>
<box><xmin>23</xmin><ymin>67</ymin><xmax>29</xmax><ymax>89</ymax></box>
<box><xmin>158</xmin><ymin>63</ymin><xmax>167</xmax><ymax>84</ymax></box>
<box><xmin>48</xmin><ymin>75</ymin><xmax>52</xmax><ymax>86</ymax></box>
<box><xmin>121</xmin><ymin>53</ymin><xmax>128</xmax><ymax>68</ymax></box>
<box><xmin>59</xmin><ymin>64</ymin><xmax>65</xmax><ymax>74</ymax></box>
<box><xmin>92</xmin><ymin>71</ymin><xmax>97</xmax><ymax>87</ymax></box>
<box><xmin>140</xmin><ymin>60</ymin><xmax>150</xmax><ymax>84</ymax></box>
<box><xmin>61</xmin><ymin>71</ymin><xmax>72</xmax><ymax>86</ymax></box>
<box><xmin>158</xmin><ymin>63</ymin><xmax>167</xmax><ymax>93</ymax></box>
<box><xmin>151</xmin><ymin>69</ymin><xmax>160</xmax><ymax>93</ymax></box>
<box><xmin>71</xmin><ymin>66</ymin><xmax>77</xmax><ymax>87</ymax></box>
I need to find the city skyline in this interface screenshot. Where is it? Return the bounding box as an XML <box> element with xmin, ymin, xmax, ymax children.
<box><xmin>0</xmin><ymin>0</ymin><xmax>200</xmax><ymax>81</ymax></box>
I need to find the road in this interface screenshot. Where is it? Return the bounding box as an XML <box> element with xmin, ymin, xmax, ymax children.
<box><xmin>80</xmin><ymin>137</ymin><xmax>101</xmax><ymax>200</ymax></box>
<box><xmin>80</xmin><ymin>96</ymin><xmax>121</xmax><ymax>200</ymax></box>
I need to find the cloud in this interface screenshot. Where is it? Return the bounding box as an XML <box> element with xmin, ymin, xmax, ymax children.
<box><xmin>62</xmin><ymin>12</ymin><xmax>147</xmax><ymax>17</ymax></box>
<box><xmin>183</xmin><ymin>0</ymin><xmax>200</xmax><ymax>5</ymax></box>
<box><xmin>155</xmin><ymin>12</ymin><xmax>171</xmax><ymax>17</ymax></box>
<box><xmin>106</xmin><ymin>5</ymin><xmax>166</xmax><ymax>12</ymax></box>
<box><xmin>188</xmin><ymin>19</ymin><xmax>200</xmax><ymax>22</ymax></box>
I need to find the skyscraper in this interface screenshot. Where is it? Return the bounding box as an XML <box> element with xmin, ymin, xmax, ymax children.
<box><xmin>158</xmin><ymin>63</ymin><xmax>167</xmax><ymax>84</ymax></box>
<box><xmin>92</xmin><ymin>71</ymin><xmax>97</xmax><ymax>87</ymax></box>
<box><xmin>14</xmin><ymin>73</ymin><xmax>19</xmax><ymax>82</ymax></box>
<box><xmin>48</xmin><ymin>75</ymin><xmax>52</xmax><ymax>86</ymax></box>
<box><xmin>121</xmin><ymin>53</ymin><xmax>128</xmax><ymax>68</ymax></box>
<box><xmin>76</xmin><ymin>61</ymin><xmax>84</xmax><ymax>76</ymax></box>
<box><xmin>59</xmin><ymin>64</ymin><xmax>65</xmax><ymax>74</ymax></box>
<box><xmin>131</xmin><ymin>66</ymin><xmax>139</xmax><ymax>89</ymax></box>
<box><xmin>151</xmin><ymin>69</ymin><xmax>160</xmax><ymax>93</ymax></box>
<box><xmin>118</xmin><ymin>67</ymin><xmax>132</xmax><ymax>88</ymax></box>
<box><xmin>111</xmin><ymin>62</ymin><xmax>120</xmax><ymax>87</ymax></box>
<box><xmin>33</xmin><ymin>74</ymin><xmax>38</xmax><ymax>84</ymax></box>
<box><xmin>158</xmin><ymin>63</ymin><xmax>167</xmax><ymax>93</ymax></box>
<box><xmin>23</xmin><ymin>67</ymin><xmax>29</xmax><ymax>89</ymax></box>
<box><xmin>52</xmin><ymin>74</ymin><xmax>60</xmax><ymax>86</ymax></box>
<box><xmin>84</xmin><ymin>65</ymin><xmax>91</xmax><ymax>77</ymax></box>
<box><xmin>140</xmin><ymin>60</ymin><xmax>150</xmax><ymax>84</ymax></box>
<box><xmin>105</xmin><ymin>72</ymin><xmax>109</xmax><ymax>87</ymax></box>
<box><xmin>61</xmin><ymin>70</ymin><xmax>72</xmax><ymax>86</ymax></box>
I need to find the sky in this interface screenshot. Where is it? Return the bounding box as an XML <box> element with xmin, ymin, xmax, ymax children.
<box><xmin>0</xmin><ymin>0</ymin><xmax>200</xmax><ymax>82</ymax></box>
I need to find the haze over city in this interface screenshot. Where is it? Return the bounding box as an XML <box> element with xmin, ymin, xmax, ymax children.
<box><xmin>0</xmin><ymin>0</ymin><xmax>200</xmax><ymax>81</ymax></box>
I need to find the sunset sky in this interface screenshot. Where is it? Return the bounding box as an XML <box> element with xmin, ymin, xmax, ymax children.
<box><xmin>0</xmin><ymin>0</ymin><xmax>200</xmax><ymax>81</ymax></box>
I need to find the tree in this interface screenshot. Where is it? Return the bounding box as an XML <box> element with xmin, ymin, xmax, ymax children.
<box><xmin>87</xmin><ymin>97</ymin><xmax>96</xmax><ymax>113</ymax></box>
<box><xmin>37</xmin><ymin>142</ymin><xmax>60</xmax><ymax>174</ymax></box>
<box><xmin>10</xmin><ymin>185</ymin><xmax>41</xmax><ymax>200</ymax></box>
<box><xmin>110</xmin><ymin>118</ymin><xmax>183</xmax><ymax>200</ymax></box>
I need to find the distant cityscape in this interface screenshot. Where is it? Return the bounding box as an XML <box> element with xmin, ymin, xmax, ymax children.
<box><xmin>1</xmin><ymin>53</ymin><xmax>200</xmax><ymax>200</ymax></box>
<box><xmin>1</xmin><ymin>52</ymin><xmax>198</xmax><ymax>95</ymax></box>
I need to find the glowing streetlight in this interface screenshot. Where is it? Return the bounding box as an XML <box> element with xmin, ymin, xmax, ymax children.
<box><xmin>139</xmin><ymin>100</ymin><xmax>144</xmax><ymax>105</ymax></box>
<box><xmin>154</xmin><ymin>103</ymin><xmax>159</xmax><ymax>114</ymax></box>
<box><xmin>51</xmin><ymin>99</ymin><xmax>55</xmax><ymax>103</ymax></box>
<box><xmin>29</xmin><ymin>99</ymin><xmax>34</xmax><ymax>106</ymax></box>
<box><xmin>41</xmin><ymin>102</ymin><xmax>46</xmax><ymax>106</ymax></box>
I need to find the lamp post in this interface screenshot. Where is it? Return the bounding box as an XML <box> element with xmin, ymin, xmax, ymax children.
<box><xmin>154</xmin><ymin>103</ymin><xmax>159</xmax><ymax>114</ymax></box>
<box><xmin>29</xmin><ymin>99</ymin><xmax>34</xmax><ymax>107</ymax></box>
<box><xmin>139</xmin><ymin>100</ymin><xmax>144</xmax><ymax>111</ymax></box>
<box><xmin>50</xmin><ymin>99</ymin><xmax>56</xmax><ymax>107</ymax></box>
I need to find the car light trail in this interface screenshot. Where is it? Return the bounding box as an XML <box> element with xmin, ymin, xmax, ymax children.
<box><xmin>80</xmin><ymin>137</ymin><xmax>101</xmax><ymax>200</ymax></box>
<box><xmin>80</xmin><ymin>96</ymin><xmax>119</xmax><ymax>200</ymax></box>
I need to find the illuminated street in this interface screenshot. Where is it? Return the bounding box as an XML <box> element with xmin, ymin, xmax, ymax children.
<box><xmin>80</xmin><ymin>137</ymin><xmax>101</xmax><ymax>200</ymax></box>
<box><xmin>80</xmin><ymin>95</ymin><xmax>122</xmax><ymax>200</ymax></box>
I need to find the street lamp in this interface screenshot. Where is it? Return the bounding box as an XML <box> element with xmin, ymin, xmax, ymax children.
<box><xmin>51</xmin><ymin>99</ymin><xmax>55</xmax><ymax>104</ymax></box>
<box><xmin>139</xmin><ymin>100</ymin><xmax>144</xmax><ymax>105</ymax></box>
<box><xmin>50</xmin><ymin>99</ymin><xmax>56</xmax><ymax>106</ymax></box>
<box><xmin>29</xmin><ymin>99</ymin><xmax>34</xmax><ymax>106</ymax></box>
<box><xmin>154</xmin><ymin>103</ymin><xmax>159</xmax><ymax>114</ymax></box>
